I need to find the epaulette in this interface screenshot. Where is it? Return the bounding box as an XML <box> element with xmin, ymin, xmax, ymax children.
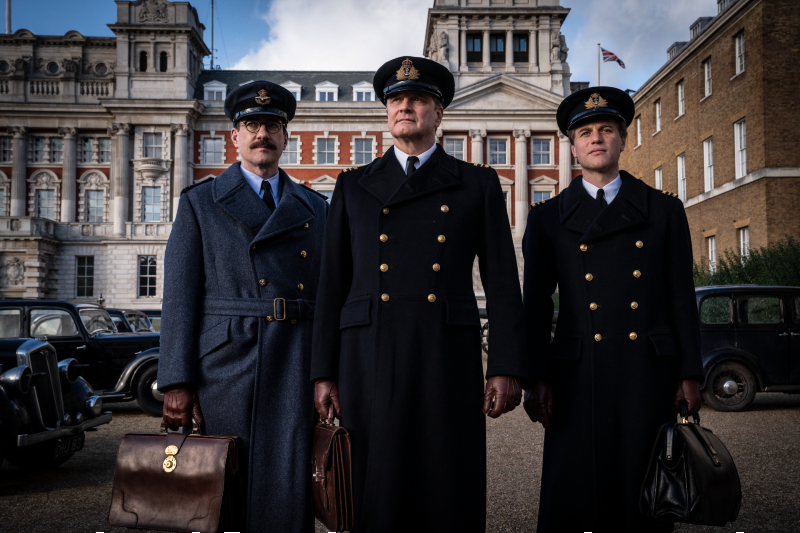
<box><xmin>305</xmin><ymin>187</ymin><xmax>330</xmax><ymax>201</ymax></box>
<box><xmin>531</xmin><ymin>198</ymin><xmax>551</xmax><ymax>208</ymax></box>
<box><xmin>661</xmin><ymin>189</ymin><xmax>678</xmax><ymax>198</ymax></box>
<box><xmin>181</xmin><ymin>178</ymin><xmax>212</xmax><ymax>195</ymax></box>
<box><xmin>342</xmin><ymin>166</ymin><xmax>364</xmax><ymax>173</ymax></box>
<box><xmin>473</xmin><ymin>163</ymin><xmax>492</xmax><ymax>169</ymax></box>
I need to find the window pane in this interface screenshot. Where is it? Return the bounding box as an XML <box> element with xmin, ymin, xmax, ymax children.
<box><xmin>533</xmin><ymin>191</ymin><xmax>551</xmax><ymax>203</ymax></box>
<box><xmin>533</xmin><ymin>140</ymin><xmax>550</xmax><ymax>165</ymax></box>
<box><xmin>355</xmin><ymin>138</ymin><xmax>373</xmax><ymax>165</ymax></box>
<box><xmin>0</xmin><ymin>309</ymin><xmax>21</xmax><ymax>338</ymax></box>
<box><xmin>280</xmin><ymin>139</ymin><xmax>298</xmax><ymax>165</ymax></box>
<box><xmin>76</xmin><ymin>256</ymin><xmax>94</xmax><ymax>297</ymax></box>
<box><xmin>87</xmin><ymin>190</ymin><xmax>104</xmax><ymax>222</ymax></box>
<box><xmin>30</xmin><ymin>309</ymin><xmax>79</xmax><ymax>337</ymax></box>
<box><xmin>700</xmin><ymin>296</ymin><xmax>731</xmax><ymax>324</ymax></box>
<box><xmin>444</xmin><ymin>139</ymin><xmax>463</xmax><ymax>160</ymax></box>
<box><xmin>143</xmin><ymin>187</ymin><xmax>161</xmax><ymax>222</ymax></box>
<box><xmin>738</xmin><ymin>296</ymin><xmax>781</xmax><ymax>325</ymax></box>
<box><xmin>37</xmin><ymin>189</ymin><xmax>55</xmax><ymax>219</ymax></box>
<box><xmin>489</xmin><ymin>140</ymin><xmax>506</xmax><ymax>165</ymax></box>
<box><xmin>138</xmin><ymin>255</ymin><xmax>157</xmax><ymax>297</ymax></box>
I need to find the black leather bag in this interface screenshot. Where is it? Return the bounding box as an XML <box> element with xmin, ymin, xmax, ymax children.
<box><xmin>640</xmin><ymin>404</ymin><xmax>742</xmax><ymax>526</ymax></box>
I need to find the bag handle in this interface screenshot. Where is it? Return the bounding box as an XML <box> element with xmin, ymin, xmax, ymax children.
<box><xmin>678</xmin><ymin>401</ymin><xmax>721</xmax><ymax>466</ymax></box>
<box><xmin>679</xmin><ymin>400</ymin><xmax>700</xmax><ymax>425</ymax></box>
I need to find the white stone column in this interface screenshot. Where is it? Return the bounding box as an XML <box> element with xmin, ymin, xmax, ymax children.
<box><xmin>9</xmin><ymin>126</ymin><xmax>27</xmax><ymax>217</ymax></box>
<box><xmin>514</xmin><ymin>129</ymin><xmax>530</xmax><ymax>240</ymax></box>
<box><xmin>529</xmin><ymin>28</ymin><xmax>537</xmax><ymax>72</ymax></box>
<box><xmin>482</xmin><ymin>26</ymin><xmax>491</xmax><ymax>73</ymax></box>
<box><xmin>538</xmin><ymin>18</ymin><xmax>551</xmax><ymax>74</ymax></box>
<box><xmin>469</xmin><ymin>129</ymin><xmax>485</xmax><ymax>164</ymax></box>
<box><xmin>505</xmin><ymin>27</ymin><xmax>515</xmax><ymax>72</ymax></box>
<box><xmin>459</xmin><ymin>20</ymin><xmax>467</xmax><ymax>72</ymax></box>
<box><xmin>558</xmin><ymin>132</ymin><xmax>572</xmax><ymax>193</ymax></box>
<box><xmin>172</xmin><ymin>124</ymin><xmax>189</xmax><ymax>220</ymax></box>
<box><xmin>112</xmin><ymin>123</ymin><xmax>132</xmax><ymax>237</ymax></box>
<box><xmin>59</xmin><ymin>127</ymin><xmax>77</xmax><ymax>222</ymax></box>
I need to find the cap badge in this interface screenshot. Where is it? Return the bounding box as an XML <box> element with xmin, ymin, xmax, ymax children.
<box><xmin>255</xmin><ymin>89</ymin><xmax>271</xmax><ymax>105</ymax></box>
<box><xmin>584</xmin><ymin>93</ymin><xmax>608</xmax><ymax>110</ymax></box>
<box><xmin>396</xmin><ymin>58</ymin><xmax>420</xmax><ymax>81</ymax></box>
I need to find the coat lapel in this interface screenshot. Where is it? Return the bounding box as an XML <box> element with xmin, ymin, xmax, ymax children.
<box><xmin>251</xmin><ymin>169</ymin><xmax>316</xmax><ymax>243</ymax></box>
<box><xmin>213</xmin><ymin>162</ymin><xmax>271</xmax><ymax>236</ymax></box>
<box><xmin>358</xmin><ymin>147</ymin><xmax>406</xmax><ymax>205</ymax></box>
<box><xmin>559</xmin><ymin>177</ymin><xmax>603</xmax><ymax>235</ymax></box>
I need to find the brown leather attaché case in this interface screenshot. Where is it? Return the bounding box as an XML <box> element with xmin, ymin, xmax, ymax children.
<box><xmin>311</xmin><ymin>419</ymin><xmax>353</xmax><ymax>532</ymax></box>
<box><xmin>108</xmin><ymin>427</ymin><xmax>242</xmax><ymax>533</ymax></box>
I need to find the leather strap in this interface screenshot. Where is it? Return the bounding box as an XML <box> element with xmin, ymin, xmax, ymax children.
<box><xmin>665</xmin><ymin>425</ymin><xmax>674</xmax><ymax>461</ymax></box>
<box><xmin>165</xmin><ymin>431</ymin><xmax>190</xmax><ymax>454</ymax></box>
<box><xmin>691</xmin><ymin>424</ymin><xmax>721</xmax><ymax>466</ymax></box>
<box><xmin>202</xmin><ymin>296</ymin><xmax>315</xmax><ymax>320</ymax></box>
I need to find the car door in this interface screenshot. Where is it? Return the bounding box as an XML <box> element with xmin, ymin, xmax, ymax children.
<box><xmin>735</xmin><ymin>293</ymin><xmax>790</xmax><ymax>386</ymax></box>
<box><xmin>27</xmin><ymin>306</ymin><xmax>87</xmax><ymax>369</ymax></box>
<box><xmin>789</xmin><ymin>292</ymin><xmax>800</xmax><ymax>384</ymax></box>
<box><xmin>698</xmin><ymin>292</ymin><xmax>735</xmax><ymax>357</ymax></box>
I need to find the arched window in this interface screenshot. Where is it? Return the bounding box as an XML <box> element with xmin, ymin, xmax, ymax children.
<box><xmin>139</xmin><ymin>51</ymin><xmax>148</xmax><ymax>72</ymax></box>
<box><xmin>159</xmin><ymin>52</ymin><xmax>168</xmax><ymax>73</ymax></box>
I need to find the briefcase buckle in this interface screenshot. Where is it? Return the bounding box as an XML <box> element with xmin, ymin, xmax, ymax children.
<box><xmin>274</xmin><ymin>298</ymin><xmax>286</xmax><ymax>321</ymax></box>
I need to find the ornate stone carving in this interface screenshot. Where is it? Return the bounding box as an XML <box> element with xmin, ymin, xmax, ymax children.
<box><xmin>428</xmin><ymin>33</ymin><xmax>439</xmax><ymax>63</ymax></box>
<box><xmin>469</xmin><ymin>129</ymin><xmax>487</xmax><ymax>139</ymax></box>
<box><xmin>439</xmin><ymin>32</ymin><xmax>449</xmax><ymax>64</ymax></box>
<box><xmin>139</xmin><ymin>0</ymin><xmax>169</xmax><ymax>23</ymax></box>
<box><xmin>550</xmin><ymin>32</ymin><xmax>561</xmax><ymax>62</ymax></box>
<box><xmin>9</xmin><ymin>219</ymin><xmax>20</xmax><ymax>231</ymax></box>
<box><xmin>12</xmin><ymin>55</ymin><xmax>31</xmax><ymax>73</ymax></box>
<box><xmin>61</xmin><ymin>57</ymin><xmax>81</xmax><ymax>73</ymax></box>
<box><xmin>145</xmin><ymin>224</ymin><xmax>156</xmax><ymax>236</ymax></box>
<box><xmin>81</xmin><ymin>225</ymin><xmax>91</xmax><ymax>236</ymax></box>
<box><xmin>559</xmin><ymin>35</ymin><xmax>569</xmax><ymax>63</ymax></box>
<box><xmin>4</xmin><ymin>258</ymin><xmax>24</xmax><ymax>286</ymax></box>
<box><xmin>513</xmin><ymin>129</ymin><xmax>531</xmax><ymax>140</ymax></box>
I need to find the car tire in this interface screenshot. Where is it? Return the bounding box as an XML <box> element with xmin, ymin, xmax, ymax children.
<box><xmin>702</xmin><ymin>361</ymin><xmax>757</xmax><ymax>412</ymax></box>
<box><xmin>4</xmin><ymin>435</ymin><xmax>80</xmax><ymax>470</ymax></box>
<box><xmin>135</xmin><ymin>363</ymin><xmax>164</xmax><ymax>418</ymax></box>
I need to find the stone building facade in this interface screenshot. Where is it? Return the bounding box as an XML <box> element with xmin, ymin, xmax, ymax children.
<box><xmin>619</xmin><ymin>0</ymin><xmax>800</xmax><ymax>267</ymax></box>
<box><xmin>0</xmin><ymin>0</ymin><xmax>582</xmax><ymax>308</ymax></box>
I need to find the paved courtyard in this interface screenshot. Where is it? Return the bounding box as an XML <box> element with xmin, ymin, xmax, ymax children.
<box><xmin>1</xmin><ymin>394</ymin><xmax>798</xmax><ymax>532</ymax></box>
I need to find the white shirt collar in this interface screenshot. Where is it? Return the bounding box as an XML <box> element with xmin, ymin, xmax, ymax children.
<box><xmin>393</xmin><ymin>143</ymin><xmax>438</xmax><ymax>173</ymax></box>
<box><xmin>240</xmin><ymin>164</ymin><xmax>280</xmax><ymax>204</ymax></box>
<box><xmin>582</xmin><ymin>174</ymin><xmax>622</xmax><ymax>204</ymax></box>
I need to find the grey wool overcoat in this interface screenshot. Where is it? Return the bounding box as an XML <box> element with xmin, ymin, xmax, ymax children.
<box><xmin>158</xmin><ymin>162</ymin><xmax>329</xmax><ymax>532</ymax></box>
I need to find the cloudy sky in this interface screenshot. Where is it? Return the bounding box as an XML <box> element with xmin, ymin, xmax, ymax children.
<box><xmin>15</xmin><ymin>0</ymin><xmax>718</xmax><ymax>91</ymax></box>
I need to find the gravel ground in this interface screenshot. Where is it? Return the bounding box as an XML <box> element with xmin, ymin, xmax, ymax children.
<box><xmin>1</xmin><ymin>394</ymin><xmax>798</xmax><ymax>533</ymax></box>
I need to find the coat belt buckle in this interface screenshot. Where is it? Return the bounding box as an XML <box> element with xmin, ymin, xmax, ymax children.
<box><xmin>274</xmin><ymin>298</ymin><xmax>287</xmax><ymax>321</ymax></box>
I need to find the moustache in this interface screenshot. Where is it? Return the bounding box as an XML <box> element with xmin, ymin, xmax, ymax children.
<box><xmin>250</xmin><ymin>141</ymin><xmax>278</xmax><ymax>150</ymax></box>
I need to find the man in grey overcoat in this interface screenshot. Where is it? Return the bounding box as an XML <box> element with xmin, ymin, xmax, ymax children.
<box><xmin>158</xmin><ymin>81</ymin><xmax>329</xmax><ymax>532</ymax></box>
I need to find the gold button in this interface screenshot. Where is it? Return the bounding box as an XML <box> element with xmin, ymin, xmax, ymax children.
<box><xmin>440</xmin><ymin>205</ymin><xmax>449</xmax><ymax>213</ymax></box>
<box><xmin>580</xmin><ymin>244</ymin><xmax>588</xmax><ymax>252</ymax></box>
<box><xmin>594</xmin><ymin>334</ymin><xmax>602</xmax><ymax>342</ymax></box>
<box><xmin>380</xmin><ymin>264</ymin><xmax>388</xmax><ymax>272</ymax></box>
<box><xmin>438</xmin><ymin>235</ymin><xmax>446</xmax><ymax>243</ymax></box>
<box><xmin>633</xmin><ymin>270</ymin><xmax>642</xmax><ymax>278</ymax></box>
<box><xmin>290</xmin><ymin>319</ymin><xmax>298</xmax><ymax>325</ymax></box>
<box><xmin>251</xmin><ymin>244</ymin><xmax>257</xmax><ymax>251</ymax></box>
<box><xmin>304</xmin><ymin>223</ymin><xmax>309</xmax><ymax>228</ymax></box>
<box><xmin>428</xmin><ymin>294</ymin><xmax>436</xmax><ymax>303</ymax></box>
<box><xmin>266</xmin><ymin>315</ymin><xmax>274</xmax><ymax>322</ymax></box>
<box><xmin>432</xmin><ymin>263</ymin><xmax>441</xmax><ymax>272</ymax></box>
<box><xmin>636</xmin><ymin>240</ymin><xmax>643</xmax><ymax>248</ymax></box>
<box><xmin>382</xmin><ymin>208</ymin><xmax>390</xmax><ymax>214</ymax></box>
<box><xmin>297</xmin><ymin>283</ymin><xmax>304</xmax><ymax>291</ymax></box>
<box><xmin>629</xmin><ymin>332</ymin><xmax>638</xmax><ymax>341</ymax></box>
<box><xmin>381</xmin><ymin>293</ymin><xmax>390</xmax><ymax>302</ymax></box>
<box><xmin>589</xmin><ymin>303</ymin><xmax>598</xmax><ymax>311</ymax></box>
<box><xmin>380</xmin><ymin>234</ymin><xmax>388</xmax><ymax>242</ymax></box>
<box><xmin>585</xmin><ymin>273</ymin><xmax>593</xmax><ymax>281</ymax></box>
<box><xmin>631</xmin><ymin>301</ymin><xmax>639</xmax><ymax>310</ymax></box>
<box><xmin>300</xmin><ymin>250</ymin><xmax>307</xmax><ymax>258</ymax></box>
<box><xmin>259</xmin><ymin>279</ymin><xmax>266</xmax><ymax>287</ymax></box>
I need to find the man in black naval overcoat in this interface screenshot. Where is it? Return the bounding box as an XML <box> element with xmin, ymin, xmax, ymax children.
<box><xmin>158</xmin><ymin>81</ymin><xmax>328</xmax><ymax>532</ymax></box>
<box><xmin>522</xmin><ymin>87</ymin><xmax>704</xmax><ymax>532</ymax></box>
<box><xmin>311</xmin><ymin>57</ymin><xmax>527</xmax><ymax>532</ymax></box>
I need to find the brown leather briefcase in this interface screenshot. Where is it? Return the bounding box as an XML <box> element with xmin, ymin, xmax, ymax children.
<box><xmin>108</xmin><ymin>426</ymin><xmax>243</xmax><ymax>533</ymax></box>
<box><xmin>312</xmin><ymin>419</ymin><xmax>354</xmax><ymax>532</ymax></box>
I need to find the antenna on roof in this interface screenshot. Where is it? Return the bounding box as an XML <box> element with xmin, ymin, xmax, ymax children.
<box><xmin>5</xmin><ymin>0</ymin><xmax>11</xmax><ymax>35</ymax></box>
<box><xmin>210</xmin><ymin>0</ymin><xmax>214</xmax><ymax>70</ymax></box>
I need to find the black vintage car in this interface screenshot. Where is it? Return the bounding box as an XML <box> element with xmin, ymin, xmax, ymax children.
<box><xmin>1</xmin><ymin>338</ymin><xmax>112</xmax><ymax>470</ymax></box>
<box><xmin>140</xmin><ymin>309</ymin><xmax>162</xmax><ymax>332</ymax></box>
<box><xmin>697</xmin><ymin>285</ymin><xmax>800</xmax><ymax>411</ymax></box>
<box><xmin>0</xmin><ymin>300</ymin><xmax>163</xmax><ymax>417</ymax></box>
<box><xmin>106</xmin><ymin>309</ymin><xmax>157</xmax><ymax>333</ymax></box>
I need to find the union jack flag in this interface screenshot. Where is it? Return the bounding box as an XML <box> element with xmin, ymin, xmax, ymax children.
<box><xmin>601</xmin><ymin>47</ymin><xmax>626</xmax><ymax>68</ymax></box>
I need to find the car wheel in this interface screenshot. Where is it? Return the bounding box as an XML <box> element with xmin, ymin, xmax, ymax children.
<box><xmin>481</xmin><ymin>322</ymin><xmax>489</xmax><ymax>356</ymax></box>
<box><xmin>702</xmin><ymin>361</ymin><xmax>756</xmax><ymax>412</ymax></box>
<box><xmin>135</xmin><ymin>363</ymin><xmax>164</xmax><ymax>417</ymax></box>
<box><xmin>4</xmin><ymin>435</ymin><xmax>80</xmax><ymax>470</ymax></box>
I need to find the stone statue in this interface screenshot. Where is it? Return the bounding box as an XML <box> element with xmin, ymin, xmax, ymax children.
<box><xmin>550</xmin><ymin>31</ymin><xmax>561</xmax><ymax>62</ymax></box>
<box><xmin>438</xmin><ymin>32</ymin><xmax>449</xmax><ymax>65</ymax></box>
<box><xmin>428</xmin><ymin>33</ymin><xmax>439</xmax><ymax>63</ymax></box>
<box><xmin>559</xmin><ymin>35</ymin><xmax>569</xmax><ymax>63</ymax></box>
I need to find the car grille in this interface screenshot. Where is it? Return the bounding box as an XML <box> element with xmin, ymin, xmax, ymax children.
<box><xmin>28</xmin><ymin>347</ymin><xmax>64</xmax><ymax>429</ymax></box>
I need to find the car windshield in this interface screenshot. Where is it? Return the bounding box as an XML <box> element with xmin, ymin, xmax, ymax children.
<box><xmin>79</xmin><ymin>308</ymin><xmax>118</xmax><ymax>334</ymax></box>
<box><xmin>126</xmin><ymin>313</ymin><xmax>154</xmax><ymax>332</ymax></box>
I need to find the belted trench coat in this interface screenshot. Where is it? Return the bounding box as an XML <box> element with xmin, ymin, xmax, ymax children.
<box><xmin>311</xmin><ymin>145</ymin><xmax>527</xmax><ymax>533</ymax></box>
<box><xmin>158</xmin><ymin>162</ymin><xmax>328</xmax><ymax>532</ymax></box>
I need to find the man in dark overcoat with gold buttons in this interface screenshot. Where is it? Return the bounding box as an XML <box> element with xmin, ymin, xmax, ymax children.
<box><xmin>158</xmin><ymin>81</ymin><xmax>329</xmax><ymax>532</ymax></box>
<box><xmin>311</xmin><ymin>56</ymin><xmax>527</xmax><ymax>532</ymax></box>
<box><xmin>522</xmin><ymin>86</ymin><xmax>704</xmax><ymax>532</ymax></box>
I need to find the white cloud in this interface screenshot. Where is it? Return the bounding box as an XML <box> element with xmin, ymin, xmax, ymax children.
<box><xmin>232</xmin><ymin>0</ymin><xmax>432</xmax><ymax>71</ymax></box>
<box><xmin>562</xmin><ymin>0</ymin><xmax>718</xmax><ymax>91</ymax></box>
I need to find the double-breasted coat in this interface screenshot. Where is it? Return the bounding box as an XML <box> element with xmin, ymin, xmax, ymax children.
<box><xmin>311</xmin><ymin>145</ymin><xmax>527</xmax><ymax>532</ymax></box>
<box><xmin>158</xmin><ymin>162</ymin><xmax>328</xmax><ymax>532</ymax></box>
<box><xmin>522</xmin><ymin>171</ymin><xmax>704</xmax><ymax>533</ymax></box>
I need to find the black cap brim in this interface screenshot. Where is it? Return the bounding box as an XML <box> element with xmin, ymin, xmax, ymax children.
<box><xmin>233</xmin><ymin>107</ymin><xmax>288</xmax><ymax>123</ymax></box>
<box><xmin>383</xmin><ymin>80</ymin><xmax>444</xmax><ymax>102</ymax></box>
<box><xmin>567</xmin><ymin>108</ymin><xmax>626</xmax><ymax>131</ymax></box>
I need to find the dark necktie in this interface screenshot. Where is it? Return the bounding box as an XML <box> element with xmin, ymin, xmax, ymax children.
<box><xmin>261</xmin><ymin>180</ymin><xmax>277</xmax><ymax>212</ymax></box>
<box><xmin>597</xmin><ymin>188</ymin><xmax>608</xmax><ymax>209</ymax></box>
<box><xmin>405</xmin><ymin>156</ymin><xmax>419</xmax><ymax>177</ymax></box>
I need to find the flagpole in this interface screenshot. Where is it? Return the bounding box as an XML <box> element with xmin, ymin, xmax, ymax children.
<box><xmin>597</xmin><ymin>43</ymin><xmax>601</xmax><ymax>86</ymax></box>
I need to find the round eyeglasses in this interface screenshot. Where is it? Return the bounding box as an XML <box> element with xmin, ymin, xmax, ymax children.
<box><xmin>241</xmin><ymin>120</ymin><xmax>285</xmax><ymax>134</ymax></box>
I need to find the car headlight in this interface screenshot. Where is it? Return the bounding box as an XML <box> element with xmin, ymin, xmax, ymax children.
<box><xmin>0</xmin><ymin>365</ymin><xmax>34</xmax><ymax>397</ymax></box>
<box><xmin>58</xmin><ymin>358</ymin><xmax>80</xmax><ymax>384</ymax></box>
<box><xmin>85</xmin><ymin>395</ymin><xmax>103</xmax><ymax>417</ymax></box>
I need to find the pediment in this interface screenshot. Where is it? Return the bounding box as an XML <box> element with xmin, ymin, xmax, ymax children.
<box><xmin>449</xmin><ymin>75</ymin><xmax>562</xmax><ymax>112</ymax></box>
<box><xmin>311</xmin><ymin>175</ymin><xmax>337</xmax><ymax>184</ymax></box>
